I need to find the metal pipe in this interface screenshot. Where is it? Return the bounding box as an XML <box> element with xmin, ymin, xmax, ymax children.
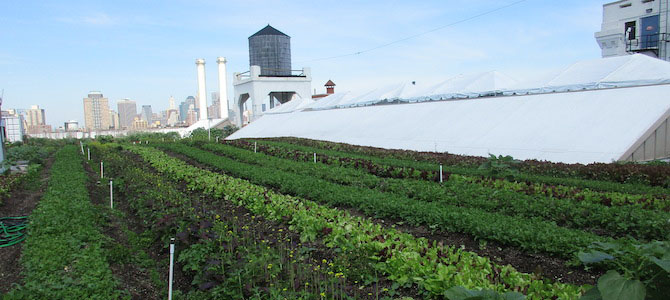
<box><xmin>168</xmin><ymin>238</ymin><xmax>175</xmax><ymax>300</ymax></box>
<box><xmin>439</xmin><ymin>165</ymin><xmax>443</xmax><ymax>183</ymax></box>
<box><xmin>109</xmin><ymin>180</ymin><xmax>113</xmax><ymax>209</ymax></box>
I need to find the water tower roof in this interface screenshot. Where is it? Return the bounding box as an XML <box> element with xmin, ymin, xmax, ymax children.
<box><xmin>250</xmin><ymin>25</ymin><xmax>289</xmax><ymax>38</ymax></box>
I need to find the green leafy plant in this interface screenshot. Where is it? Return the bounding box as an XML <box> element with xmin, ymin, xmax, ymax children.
<box><xmin>6</xmin><ymin>146</ymin><xmax>121</xmax><ymax>299</ymax></box>
<box><xmin>479</xmin><ymin>154</ymin><xmax>520</xmax><ymax>180</ymax></box>
<box><xmin>445</xmin><ymin>286</ymin><xmax>525</xmax><ymax>300</ymax></box>
<box><xmin>127</xmin><ymin>144</ymin><xmax>586</xmax><ymax>298</ymax></box>
<box><xmin>578</xmin><ymin>240</ymin><xmax>670</xmax><ymax>300</ymax></box>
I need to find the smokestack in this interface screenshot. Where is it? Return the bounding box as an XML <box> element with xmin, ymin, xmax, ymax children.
<box><xmin>216</xmin><ymin>57</ymin><xmax>229</xmax><ymax>120</ymax></box>
<box><xmin>195</xmin><ymin>58</ymin><xmax>208</xmax><ymax>121</ymax></box>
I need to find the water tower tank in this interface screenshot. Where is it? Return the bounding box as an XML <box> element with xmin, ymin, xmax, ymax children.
<box><xmin>248</xmin><ymin>25</ymin><xmax>291</xmax><ymax>76</ymax></box>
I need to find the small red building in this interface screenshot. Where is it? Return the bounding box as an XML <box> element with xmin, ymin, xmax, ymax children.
<box><xmin>312</xmin><ymin>80</ymin><xmax>336</xmax><ymax>99</ymax></box>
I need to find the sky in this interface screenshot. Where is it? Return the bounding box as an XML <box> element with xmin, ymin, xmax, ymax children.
<box><xmin>1</xmin><ymin>0</ymin><xmax>606</xmax><ymax>127</ymax></box>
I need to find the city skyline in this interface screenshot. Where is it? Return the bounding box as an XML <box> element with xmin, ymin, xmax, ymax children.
<box><xmin>2</xmin><ymin>1</ymin><xmax>603</xmax><ymax>127</ymax></box>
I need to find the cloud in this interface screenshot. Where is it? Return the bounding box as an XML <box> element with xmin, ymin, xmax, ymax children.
<box><xmin>82</xmin><ymin>13</ymin><xmax>115</xmax><ymax>25</ymax></box>
<box><xmin>57</xmin><ymin>13</ymin><xmax>116</xmax><ymax>26</ymax></box>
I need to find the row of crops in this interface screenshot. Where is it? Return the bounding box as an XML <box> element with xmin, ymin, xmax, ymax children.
<box><xmin>143</xmin><ymin>139</ymin><xmax>669</xmax><ymax>299</ymax></box>
<box><xmin>125</xmin><ymin>143</ymin><xmax>580</xmax><ymax>299</ymax></box>
<box><xmin>4</xmin><ymin>136</ymin><xmax>668</xmax><ymax>299</ymax></box>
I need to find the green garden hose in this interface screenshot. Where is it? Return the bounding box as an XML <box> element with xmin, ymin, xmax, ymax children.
<box><xmin>0</xmin><ymin>216</ymin><xmax>28</xmax><ymax>247</ymax></box>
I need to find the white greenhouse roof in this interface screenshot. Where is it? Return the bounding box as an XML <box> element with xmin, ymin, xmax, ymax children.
<box><xmin>302</xmin><ymin>71</ymin><xmax>517</xmax><ymax>112</ymax></box>
<box><xmin>265</xmin><ymin>93</ymin><xmax>315</xmax><ymax>115</ymax></box>
<box><xmin>228</xmin><ymin>55</ymin><xmax>670</xmax><ymax>164</ymax></box>
<box><xmin>502</xmin><ymin>54</ymin><xmax>670</xmax><ymax>95</ymax></box>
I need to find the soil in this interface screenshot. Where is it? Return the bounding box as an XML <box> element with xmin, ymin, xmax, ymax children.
<box><xmin>0</xmin><ymin>156</ymin><xmax>55</xmax><ymax>294</ymax></box>
<box><xmin>82</xmin><ymin>159</ymin><xmax>185</xmax><ymax>299</ymax></box>
<box><xmin>167</xmin><ymin>148</ymin><xmax>602</xmax><ymax>287</ymax></box>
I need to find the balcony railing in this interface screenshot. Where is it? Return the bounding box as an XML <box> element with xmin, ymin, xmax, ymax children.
<box><xmin>258</xmin><ymin>68</ymin><xmax>306</xmax><ymax>77</ymax></box>
<box><xmin>626</xmin><ymin>33</ymin><xmax>670</xmax><ymax>54</ymax></box>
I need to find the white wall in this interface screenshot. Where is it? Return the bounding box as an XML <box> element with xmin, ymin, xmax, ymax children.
<box><xmin>595</xmin><ymin>0</ymin><xmax>665</xmax><ymax>58</ymax></box>
<box><xmin>233</xmin><ymin>65</ymin><xmax>312</xmax><ymax>126</ymax></box>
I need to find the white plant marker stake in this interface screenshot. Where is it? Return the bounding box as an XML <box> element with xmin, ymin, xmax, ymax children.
<box><xmin>87</xmin><ymin>148</ymin><xmax>91</xmax><ymax>160</ymax></box>
<box><xmin>439</xmin><ymin>164</ymin><xmax>443</xmax><ymax>183</ymax></box>
<box><xmin>109</xmin><ymin>180</ymin><xmax>113</xmax><ymax>209</ymax></box>
<box><xmin>100</xmin><ymin>161</ymin><xmax>104</xmax><ymax>179</ymax></box>
<box><xmin>314</xmin><ymin>153</ymin><xmax>317</xmax><ymax>163</ymax></box>
<box><xmin>168</xmin><ymin>238</ymin><xmax>175</xmax><ymax>300</ymax></box>
<box><xmin>254</xmin><ymin>142</ymin><xmax>257</xmax><ymax>153</ymax></box>
<box><xmin>80</xmin><ymin>141</ymin><xmax>84</xmax><ymax>155</ymax></box>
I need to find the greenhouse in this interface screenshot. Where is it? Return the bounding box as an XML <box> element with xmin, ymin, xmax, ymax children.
<box><xmin>228</xmin><ymin>54</ymin><xmax>670</xmax><ymax>164</ymax></box>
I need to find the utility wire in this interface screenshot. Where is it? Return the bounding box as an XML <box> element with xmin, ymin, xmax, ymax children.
<box><xmin>300</xmin><ymin>0</ymin><xmax>529</xmax><ymax>63</ymax></box>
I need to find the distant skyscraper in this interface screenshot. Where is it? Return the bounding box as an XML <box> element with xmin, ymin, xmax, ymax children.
<box><xmin>26</xmin><ymin>105</ymin><xmax>45</xmax><ymax>127</ymax></box>
<box><xmin>110</xmin><ymin>110</ymin><xmax>120</xmax><ymax>129</ymax></box>
<box><xmin>169</xmin><ymin>96</ymin><xmax>176</xmax><ymax>110</ymax></box>
<box><xmin>117</xmin><ymin>99</ymin><xmax>137</xmax><ymax>129</ymax></box>
<box><xmin>83</xmin><ymin>91</ymin><xmax>111</xmax><ymax>130</ymax></box>
<box><xmin>141</xmin><ymin>105</ymin><xmax>153</xmax><ymax>124</ymax></box>
<box><xmin>25</xmin><ymin>105</ymin><xmax>51</xmax><ymax>134</ymax></box>
<box><xmin>179</xmin><ymin>96</ymin><xmax>195</xmax><ymax>122</ymax></box>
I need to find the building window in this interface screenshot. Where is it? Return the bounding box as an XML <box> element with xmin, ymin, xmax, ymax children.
<box><xmin>625</xmin><ymin>21</ymin><xmax>636</xmax><ymax>40</ymax></box>
<box><xmin>620</xmin><ymin>3</ymin><xmax>632</xmax><ymax>8</ymax></box>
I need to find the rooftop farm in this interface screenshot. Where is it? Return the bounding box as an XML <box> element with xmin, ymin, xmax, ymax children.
<box><xmin>1</xmin><ymin>135</ymin><xmax>668</xmax><ymax>299</ymax></box>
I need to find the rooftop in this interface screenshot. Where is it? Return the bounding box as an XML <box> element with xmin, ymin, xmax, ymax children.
<box><xmin>249</xmin><ymin>25</ymin><xmax>289</xmax><ymax>38</ymax></box>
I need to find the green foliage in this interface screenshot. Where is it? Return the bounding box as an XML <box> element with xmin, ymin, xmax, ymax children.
<box><xmin>444</xmin><ymin>286</ymin><xmax>525</xmax><ymax>300</ymax></box>
<box><xmin>5</xmin><ymin>144</ymin><xmax>50</xmax><ymax>165</ymax></box>
<box><xmin>188</xmin><ymin>125</ymin><xmax>238</xmax><ymax>141</ymax></box>
<box><xmin>120</xmin><ymin>132</ymin><xmax>181</xmax><ymax>143</ymax></box>
<box><xmin>265</xmin><ymin>137</ymin><xmax>670</xmax><ymax>188</ymax></box>
<box><xmin>94</xmin><ymin>135</ymin><xmax>115</xmax><ymax>143</ymax></box>
<box><xmin>95</xmin><ymin>143</ymin><xmax>353</xmax><ymax>299</ymax></box>
<box><xmin>199</xmin><ymin>142</ymin><xmax>670</xmax><ymax>242</ymax></box>
<box><xmin>163</xmin><ymin>143</ymin><xmax>620</xmax><ymax>259</ymax></box>
<box><xmin>221</xmin><ymin>124</ymin><xmax>239</xmax><ymax>137</ymax></box>
<box><xmin>254</xmin><ymin>139</ymin><xmax>670</xmax><ymax>196</ymax></box>
<box><xmin>478</xmin><ymin>154</ymin><xmax>520</xmax><ymax>180</ymax></box>
<box><xmin>578</xmin><ymin>241</ymin><xmax>670</xmax><ymax>300</ymax></box>
<box><xmin>6</xmin><ymin>146</ymin><xmax>120</xmax><ymax>299</ymax></box>
<box><xmin>128</xmin><ymin>144</ymin><xmax>586</xmax><ymax>298</ymax></box>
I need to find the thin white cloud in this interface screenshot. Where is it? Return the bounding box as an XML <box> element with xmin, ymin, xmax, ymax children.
<box><xmin>57</xmin><ymin>13</ymin><xmax>117</xmax><ymax>26</ymax></box>
<box><xmin>82</xmin><ymin>13</ymin><xmax>115</xmax><ymax>25</ymax></box>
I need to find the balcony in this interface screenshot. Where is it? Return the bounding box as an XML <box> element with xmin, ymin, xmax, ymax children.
<box><xmin>626</xmin><ymin>33</ymin><xmax>669</xmax><ymax>55</ymax></box>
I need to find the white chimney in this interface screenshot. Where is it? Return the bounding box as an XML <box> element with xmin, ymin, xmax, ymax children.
<box><xmin>195</xmin><ymin>58</ymin><xmax>208</xmax><ymax>121</ymax></box>
<box><xmin>216</xmin><ymin>57</ymin><xmax>229</xmax><ymax>120</ymax></box>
